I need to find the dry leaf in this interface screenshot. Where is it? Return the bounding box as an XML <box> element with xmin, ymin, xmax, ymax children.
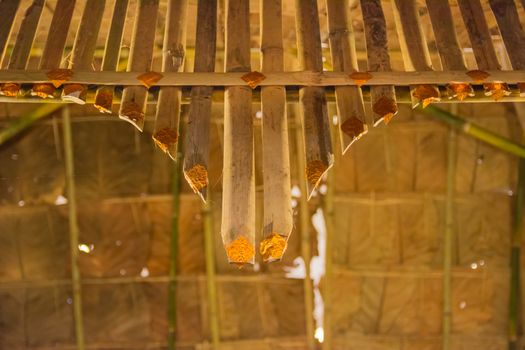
<box><xmin>350</xmin><ymin>71</ymin><xmax>373</xmax><ymax>87</ymax></box>
<box><xmin>47</xmin><ymin>68</ymin><xmax>74</xmax><ymax>88</ymax></box>
<box><xmin>241</xmin><ymin>71</ymin><xmax>266</xmax><ymax>89</ymax></box>
<box><xmin>466</xmin><ymin>70</ymin><xmax>490</xmax><ymax>83</ymax></box>
<box><xmin>412</xmin><ymin>84</ymin><xmax>440</xmax><ymax>108</ymax></box>
<box><xmin>447</xmin><ymin>83</ymin><xmax>474</xmax><ymax>101</ymax></box>
<box><xmin>137</xmin><ymin>71</ymin><xmax>164</xmax><ymax>88</ymax></box>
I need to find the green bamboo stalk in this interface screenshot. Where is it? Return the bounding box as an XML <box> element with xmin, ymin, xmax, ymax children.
<box><xmin>423</xmin><ymin>105</ymin><xmax>525</xmax><ymax>158</ymax></box>
<box><xmin>62</xmin><ymin>106</ymin><xmax>85</xmax><ymax>350</ymax></box>
<box><xmin>168</xmin><ymin>137</ymin><xmax>182</xmax><ymax>350</ymax></box>
<box><xmin>203</xmin><ymin>191</ymin><xmax>220</xmax><ymax>348</ymax></box>
<box><xmin>509</xmin><ymin>157</ymin><xmax>524</xmax><ymax>350</ymax></box>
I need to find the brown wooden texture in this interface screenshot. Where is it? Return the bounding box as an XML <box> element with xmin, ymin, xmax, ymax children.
<box><xmin>326</xmin><ymin>0</ymin><xmax>367</xmax><ymax>154</ymax></box>
<box><xmin>0</xmin><ymin>0</ymin><xmax>21</xmax><ymax>65</ymax></box>
<box><xmin>295</xmin><ymin>0</ymin><xmax>333</xmax><ymax>198</ymax></box>
<box><xmin>118</xmin><ymin>0</ymin><xmax>159</xmax><ymax>131</ymax></box>
<box><xmin>489</xmin><ymin>0</ymin><xmax>525</xmax><ymax>70</ymax></box>
<box><xmin>360</xmin><ymin>0</ymin><xmax>398</xmax><ymax>125</ymax></box>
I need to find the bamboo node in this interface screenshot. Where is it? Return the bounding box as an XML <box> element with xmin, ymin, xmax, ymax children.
<box><xmin>152</xmin><ymin>127</ymin><xmax>178</xmax><ymax>153</ymax></box>
<box><xmin>94</xmin><ymin>88</ymin><xmax>114</xmax><ymax>114</ymax></box>
<box><xmin>241</xmin><ymin>71</ymin><xmax>266</xmax><ymax>89</ymax></box>
<box><xmin>184</xmin><ymin>164</ymin><xmax>208</xmax><ymax>193</ymax></box>
<box><xmin>137</xmin><ymin>71</ymin><xmax>164</xmax><ymax>88</ymax></box>
<box><xmin>412</xmin><ymin>84</ymin><xmax>441</xmax><ymax>108</ymax></box>
<box><xmin>120</xmin><ymin>101</ymin><xmax>145</xmax><ymax>123</ymax></box>
<box><xmin>373</xmin><ymin>96</ymin><xmax>398</xmax><ymax>124</ymax></box>
<box><xmin>47</xmin><ymin>68</ymin><xmax>74</xmax><ymax>88</ymax></box>
<box><xmin>341</xmin><ymin>116</ymin><xmax>368</xmax><ymax>140</ymax></box>
<box><xmin>62</xmin><ymin>84</ymin><xmax>87</xmax><ymax>104</ymax></box>
<box><xmin>226</xmin><ymin>235</ymin><xmax>254</xmax><ymax>266</ymax></box>
<box><xmin>0</xmin><ymin>83</ymin><xmax>20</xmax><ymax>97</ymax></box>
<box><xmin>466</xmin><ymin>70</ymin><xmax>490</xmax><ymax>83</ymax></box>
<box><xmin>31</xmin><ymin>83</ymin><xmax>55</xmax><ymax>99</ymax></box>
<box><xmin>484</xmin><ymin>82</ymin><xmax>511</xmax><ymax>101</ymax></box>
<box><xmin>349</xmin><ymin>71</ymin><xmax>372</xmax><ymax>87</ymax></box>
<box><xmin>447</xmin><ymin>83</ymin><xmax>474</xmax><ymax>101</ymax></box>
<box><xmin>306</xmin><ymin>160</ymin><xmax>327</xmax><ymax>185</ymax></box>
<box><xmin>260</xmin><ymin>233</ymin><xmax>287</xmax><ymax>262</ymax></box>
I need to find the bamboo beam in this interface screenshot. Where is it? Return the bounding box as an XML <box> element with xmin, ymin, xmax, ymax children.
<box><xmin>93</xmin><ymin>0</ymin><xmax>129</xmax><ymax>113</ymax></box>
<box><xmin>183</xmin><ymin>0</ymin><xmax>217</xmax><ymax>201</ymax></box>
<box><xmin>0</xmin><ymin>0</ymin><xmax>44</xmax><ymax>97</ymax></box>
<box><xmin>258</xmin><ymin>0</ymin><xmax>293</xmax><ymax>263</ymax></box>
<box><xmin>118</xmin><ymin>0</ymin><xmax>159</xmax><ymax>131</ymax></box>
<box><xmin>360</xmin><ymin>0</ymin><xmax>398</xmax><ymax>125</ymax></box>
<box><xmin>62</xmin><ymin>106</ymin><xmax>85</xmax><ymax>350</ymax></box>
<box><xmin>0</xmin><ymin>0</ymin><xmax>20</xmax><ymax>64</ymax></box>
<box><xmin>152</xmin><ymin>0</ymin><xmax>188</xmax><ymax>160</ymax></box>
<box><xmin>31</xmin><ymin>0</ymin><xmax>76</xmax><ymax>99</ymax></box>
<box><xmin>295</xmin><ymin>0</ymin><xmax>333</xmax><ymax>198</ymax></box>
<box><xmin>61</xmin><ymin>0</ymin><xmax>105</xmax><ymax>104</ymax></box>
<box><xmin>425</xmin><ymin>0</ymin><xmax>473</xmax><ymax>101</ymax></box>
<box><xmin>457</xmin><ymin>0</ymin><xmax>510</xmax><ymax>100</ymax></box>
<box><xmin>392</xmin><ymin>0</ymin><xmax>440</xmax><ymax>108</ymax></box>
<box><xmin>221</xmin><ymin>0</ymin><xmax>255</xmax><ymax>266</ymax></box>
<box><xmin>326</xmin><ymin>0</ymin><xmax>367</xmax><ymax>154</ymax></box>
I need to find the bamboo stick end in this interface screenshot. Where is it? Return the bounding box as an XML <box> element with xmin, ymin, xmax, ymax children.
<box><xmin>31</xmin><ymin>83</ymin><xmax>56</xmax><ymax>99</ymax></box>
<box><xmin>373</xmin><ymin>96</ymin><xmax>398</xmax><ymax>126</ymax></box>
<box><xmin>119</xmin><ymin>101</ymin><xmax>145</xmax><ymax>131</ymax></box>
<box><xmin>183</xmin><ymin>164</ymin><xmax>209</xmax><ymax>198</ymax></box>
<box><xmin>484</xmin><ymin>82</ymin><xmax>511</xmax><ymax>101</ymax></box>
<box><xmin>305</xmin><ymin>158</ymin><xmax>333</xmax><ymax>199</ymax></box>
<box><xmin>340</xmin><ymin>116</ymin><xmax>368</xmax><ymax>153</ymax></box>
<box><xmin>0</xmin><ymin>83</ymin><xmax>21</xmax><ymax>97</ymax></box>
<box><xmin>225</xmin><ymin>235</ymin><xmax>255</xmax><ymax>267</ymax></box>
<box><xmin>62</xmin><ymin>84</ymin><xmax>87</xmax><ymax>105</ymax></box>
<box><xmin>446</xmin><ymin>83</ymin><xmax>474</xmax><ymax>101</ymax></box>
<box><xmin>152</xmin><ymin>127</ymin><xmax>179</xmax><ymax>158</ymax></box>
<box><xmin>260</xmin><ymin>233</ymin><xmax>288</xmax><ymax>262</ymax></box>
<box><xmin>411</xmin><ymin>84</ymin><xmax>441</xmax><ymax>109</ymax></box>
<box><xmin>94</xmin><ymin>88</ymin><xmax>114</xmax><ymax>114</ymax></box>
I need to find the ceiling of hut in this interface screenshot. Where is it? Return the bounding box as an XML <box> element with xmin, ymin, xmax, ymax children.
<box><xmin>1</xmin><ymin>0</ymin><xmax>525</xmax><ymax>349</ymax></box>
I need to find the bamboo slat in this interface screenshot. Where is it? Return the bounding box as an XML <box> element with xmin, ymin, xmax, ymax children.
<box><xmin>118</xmin><ymin>0</ymin><xmax>160</xmax><ymax>131</ymax></box>
<box><xmin>94</xmin><ymin>0</ymin><xmax>129</xmax><ymax>112</ymax></box>
<box><xmin>259</xmin><ymin>0</ymin><xmax>293</xmax><ymax>263</ymax></box>
<box><xmin>61</xmin><ymin>0</ymin><xmax>106</xmax><ymax>104</ymax></box>
<box><xmin>0</xmin><ymin>0</ymin><xmax>44</xmax><ymax>97</ymax></box>
<box><xmin>295</xmin><ymin>0</ymin><xmax>333</xmax><ymax>198</ymax></box>
<box><xmin>31</xmin><ymin>0</ymin><xmax>76</xmax><ymax>99</ymax></box>
<box><xmin>0</xmin><ymin>0</ymin><xmax>20</xmax><ymax>64</ymax></box>
<box><xmin>326</xmin><ymin>0</ymin><xmax>367</xmax><ymax>154</ymax></box>
<box><xmin>392</xmin><ymin>0</ymin><xmax>440</xmax><ymax>108</ymax></box>
<box><xmin>152</xmin><ymin>0</ymin><xmax>188</xmax><ymax>159</ymax></box>
<box><xmin>425</xmin><ymin>0</ymin><xmax>473</xmax><ymax>101</ymax></box>
<box><xmin>183</xmin><ymin>0</ymin><xmax>217</xmax><ymax>201</ymax></box>
<box><xmin>221</xmin><ymin>0</ymin><xmax>255</xmax><ymax>266</ymax></box>
<box><xmin>457</xmin><ymin>0</ymin><xmax>510</xmax><ymax>100</ymax></box>
<box><xmin>360</xmin><ymin>0</ymin><xmax>398</xmax><ymax>125</ymax></box>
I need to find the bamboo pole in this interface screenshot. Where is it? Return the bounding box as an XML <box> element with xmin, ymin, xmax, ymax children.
<box><xmin>457</xmin><ymin>0</ymin><xmax>510</xmax><ymax>100</ymax></box>
<box><xmin>62</xmin><ymin>106</ymin><xmax>85</xmax><ymax>350</ymax></box>
<box><xmin>61</xmin><ymin>0</ymin><xmax>105</xmax><ymax>104</ymax></box>
<box><xmin>31</xmin><ymin>0</ymin><xmax>76</xmax><ymax>99</ymax></box>
<box><xmin>425</xmin><ymin>0</ymin><xmax>473</xmax><ymax>101</ymax></box>
<box><xmin>152</xmin><ymin>0</ymin><xmax>188</xmax><ymax>160</ymax></box>
<box><xmin>118</xmin><ymin>0</ymin><xmax>159</xmax><ymax>131</ymax></box>
<box><xmin>183</xmin><ymin>0</ymin><xmax>217</xmax><ymax>201</ymax></box>
<box><xmin>258</xmin><ymin>0</ymin><xmax>293</xmax><ymax>262</ymax></box>
<box><xmin>295</xmin><ymin>0</ymin><xmax>334</xmax><ymax>199</ymax></box>
<box><xmin>0</xmin><ymin>0</ymin><xmax>44</xmax><ymax>97</ymax></box>
<box><xmin>0</xmin><ymin>0</ymin><xmax>20</xmax><ymax>64</ymax></box>
<box><xmin>360</xmin><ymin>0</ymin><xmax>398</xmax><ymax>126</ymax></box>
<box><xmin>326</xmin><ymin>0</ymin><xmax>367</xmax><ymax>154</ymax></box>
<box><xmin>221</xmin><ymin>0</ymin><xmax>255</xmax><ymax>266</ymax></box>
<box><xmin>391</xmin><ymin>0</ymin><xmax>440</xmax><ymax>108</ymax></box>
<box><xmin>93</xmin><ymin>0</ymin><xmax>129</xmax><ymax>113</ymax></box>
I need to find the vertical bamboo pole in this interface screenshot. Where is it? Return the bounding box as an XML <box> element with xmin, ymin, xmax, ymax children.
<box><xmin>93</xmin><ymin>0</ymin><xmax>129</xmax><ymax>112</ymax></box>
<box><xmin>258</xmin><ymin>0</ymin><xmax>293</xmax><ymax>262</ymax></box>
<box><xmin>295</xmin><ymin>0</ymin><xmax>334</xmax><ymax>199</ymax></box>
<box><xmin>118</xmin><ymin>0</ymin><xmax>159</xmax><ymax>131</ymax></box>
<box><xmin>31</xmin><ymin>0</ymin><xmax>76</xmax><ymax>99</ymax></box>
<box><xmin>326</xmin><ymin>0</ymin><xmax>367</xmax><ymax>154</ymax></box>
<box><xmin>152</xmin><ymin>0</ymin><xmax>188</xmax><ymax>160</ymax></box>
<box><xmin>61</xmin><ymin>0</ymin><xmax>106</xmax><ymax>104</ymax></box>
<box><xmin>62</xmin><ymin>106</ymin><xmax>85</xmax><ymax>350</ymax></box>
<box><xmin>0</xmin><ymin>0</ymin><xmax>20</xmax><ymax>63</ymax></box>
<box><xmin>360</xmin><ymin>0</ymin><xmax>398</xmax><ymax>126</ymax></box>
<box><xmin>0</xmin><ymin>0</ymin><xmax>44</xmax><ymax>97</ymax></box>
<box><xmin>183</xmin><ymin>0</ymin><xmax>217</xmax><ymax>201</ymax></box>
<box><xmin>221</xmin><ymin>0</ymin><xmax>255</xmax><ymax>266</ymax></box>
<box><xmin>293</xmin><ymin>104</ymin><xmax>316</xmax><ymax>350</ymax></box>
<box><xmin>425</xmin><ymin>0</ymin><xmax>473</xmax><ymax>101</ymax></box>
<box><xmin>391</xmin><ymin>0</ymin><xmax>440</xmax><ymax>108</ymax></box>
<box><xmin>457</xmin><ymin>0</ymin><xmax>510</xmax><ymax>100</ymax></box>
